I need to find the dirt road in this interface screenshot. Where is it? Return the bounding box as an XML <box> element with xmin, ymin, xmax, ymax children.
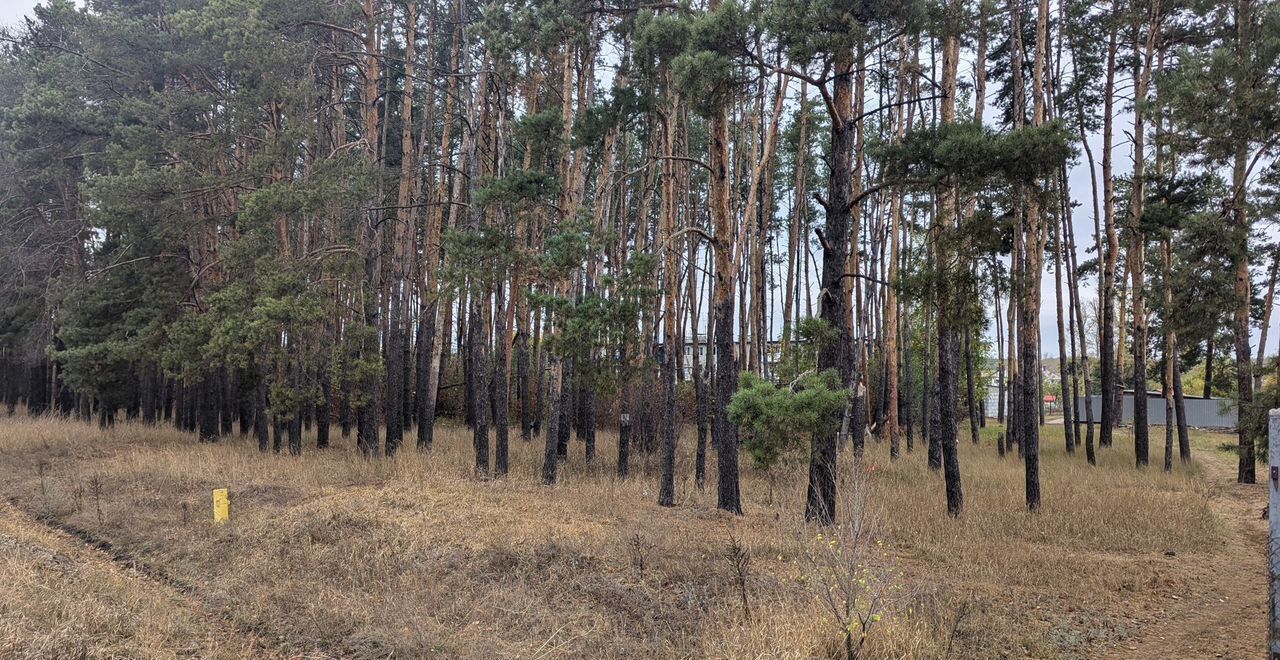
<box><xmin>1098</xmin><ymin>447</ymin><xmax>1267</xmax><ymax>660</ymax></box>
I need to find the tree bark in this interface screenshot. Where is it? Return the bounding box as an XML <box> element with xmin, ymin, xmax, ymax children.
<box><xmin>709</xmin><ymin>0</ymin><xmax>741</xmax><ymax>516</ymax></box>
<box><xmin>1099</xmin><ymin>0</ymin><xmax>1121</xmax><ymax>447</ymax></box>
<box><xmin>806</xmin><ymin>47</ymin><xmax>856</xmax><ymax>524</ymax></box>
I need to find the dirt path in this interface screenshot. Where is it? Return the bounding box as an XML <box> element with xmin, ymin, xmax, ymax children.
<box><xmin>0</xmin><ymin>501</ymin><xmax>285</xmax><ymax>659</ymax></box>
<box><xmin>1098</xmin><ymin>448</ymin><xmax>1268</xmax><ymax>660</ymax></box>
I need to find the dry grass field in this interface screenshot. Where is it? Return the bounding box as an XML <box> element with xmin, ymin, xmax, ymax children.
<box><xmin>0</xmin><ymin>414</ymin><xmax>1265</xmax><ymax>659</ymax></box>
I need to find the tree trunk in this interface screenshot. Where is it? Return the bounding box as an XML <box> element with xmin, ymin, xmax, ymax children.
<box><xmin>316</xmin><ymin>363</ymin><xmax>331</xmax><ymax>449</ymax></box>
<box><xmin>386</xmin><ymin>291</ymin><xmax>406</xmax><ymax>456</ymax></box>
<box><xmin>806</xmin><ymin>48</ymin><xmax>856</xmax><ymax>524</ymax></box>
<box><xmin>691</xmin><ymin>242</ymin><xmax>709</xmax><ymax>489</ymax></box>
<box><xmin>493</xmin><ymin>280</ymin><xmax>510</xmax><ymax>477</ymax></box>
<box><xmin>1202</xmin><ymin>334</ymin><xmax>1214</xmax><ymax>399</ymax></box>
<box><xmin>198</xmin><ymin>372</ymin><xmax>218</xmax><ymax>443</ymax></box>
<box><xmin>254</xmin><ymin>363</ymin><xmax>269</xmax><ymax>453</ymax></box>
<box><xmin>1127</xmin><ymin>7</ymin><xmax>1158</xmax><ymax>469</ymax></box>
<box><xmin>1053</xmin><ymin>178</ymin><xmax>1074</xmax><ymax>455</ymax></box>
<box><xmin>1098</xmin><ymin>0</ymin><xmax>1121</xmax><ymax>447</ymax></box>
<box><xmin>470</xmin><ymin>286</ymin><xmax>491</xmax><ymax>477</ymax></box>
<box><xmin>1232</xmin><ymin>144</ymin><xmax>1255</xmax><ymax>483</ymax></box>
<box><xmin>936</xmin><ymin>18</ymin><xmax>963</xmax><ymax>516</ymax></box>
<box><xmin>965</xmin><ymin>330</ymin><xmax>980</xmax><ymax>445</ymax></box>
<box><xmin>709</xmin><ymin>0</ymin><xmax>741</xmax><ymax>516</ymax></box>
<box><xmin>1255</xmin><ymin>249</ymin><xmax>1279</xmax><ymax>390</ymax></box>
<box><xmin>541</xmin><ymin>354</ymin><xmax>564</xmax><ymax>485</ymax></box>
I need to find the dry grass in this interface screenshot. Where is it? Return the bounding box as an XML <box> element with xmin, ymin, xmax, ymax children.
<box><xmin>0</xmin><ymin>499</ymin><xmax>274</xmax><ymax>659</ymax></box>
<box><xmin>0</xmin><ymin>414</ymin><xmax>1234</xmax><ymax>659</ymax></box>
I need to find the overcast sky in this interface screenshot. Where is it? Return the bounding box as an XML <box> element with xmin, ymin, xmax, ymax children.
<box><xmin>1</xmin><ymin>0</ymin><xmax>39</xmax><ymax>28</ymax></box>
<box><xmin>3</xmin><ymin>0</ymin><xmax>1278</xmax><ymax>361</ymax></box>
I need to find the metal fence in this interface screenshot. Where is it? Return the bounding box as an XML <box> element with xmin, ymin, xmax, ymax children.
<box><xmin>1075</xmin><ymin>394</ymin><xmax>1237</xmax><ymax>429</ymax></box>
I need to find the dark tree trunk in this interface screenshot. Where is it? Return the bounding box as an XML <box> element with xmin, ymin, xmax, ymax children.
<box><xmin>579</xmin><ymin>388</ymin><xmax>596</xmax><ymax>463</ymax></box>
<box><xmin>1132</xmin><ymin>334</ymin><xmax>1149</xmax><ymax>467</ymax></box>
<box><xmin>532</xmin><ymin>309</ymin><xmax>544</xmax><ymax>436</ymax></box>
<box><xmin>1163</xmin><ymin>374</ymin><xmax>1173</xmax><ymax>472</ymax></box>
<box><xmin>254</xmin><ymin>369</ymin><xmax>269</xmax><ymax>453</ymax></box>
<box><xmin>462</xmin><ymin>302</ymin><xmax>476</xmax><ymax>429</ymax></box>
<box><xmin>173</xmin><ymin>383</ymin><xmax>185</xmax><ymax>430</ymax></box>
<box><xmin>903</xmin><ymin>327</ymin><xmax>914</xmax><ymax>452</ymax></box>
<box><xmin>161</xmin><ymin>377</ymin><xmax>173</xmax><ymax>422</ymax></box>
<box><xmin>1008</xmin><ymin>328</ymin><xmax>1019</xmax><ymax>455</ymax></box>
<box><xmin>302</xmin><ymin>387</ymin><xmax>313</xmax><ymax>432</ymax></box>
<box><xmin>493</xmin><ymin>285</ymin><xmax>510</xmax><ymax>477</ymax></box>
<box><xmin>658</xmin><ymin>341</ymin><xmax>678</xmax><ymax>507</ymax></box>
<box><xmin>1100</xmin><ymin>296</ymin><xmax>1116</xmax><ymax>448</ymax></box>
<box><xmin>927</xmin><ymin>315</ymin><xmax>942</xmax><ymax>472</ymax></box>
<box><xmin>198</xmin><ymin>372</ymin><xmax>219</xmax><ymax>443</ymax></box>
<box><xmin>1173</xmin><ymin>359</ymin><xmax>1190</xmax><ymax>463</ymax></box>
<box><xmin>340</xmin><ymin>370</ymin><xmax>352</xmax><ymax>438</ymax></box>
<box><xmin>964</xmin><ymin>329</ymin><xmax>980</xmax><ymax>444</ymax></box>
<box><xmin>403</xmin><ymin>324</ymin><xmax>413</xmax><ymax>431</ymax></box>
<box><xmin>26</xmin><ymin>361</ymin><xmax>48</xmax><ymax>417</ymax></box>
<box><xmin>386</xmin><ymin>291</ymin><xmax>405</xmax><ymax>456</ymax></box>
<box><xmin>713</xmin><ymin>294</ymin><xmax>742</xmax><ymax>514</ymax></box>
<box><xmin>1019</xmin><ymin>261</ymin><xmax>1042</xmax><ymax>510</ymax></box>
<box><xmin>237</xmin><ymin>368</ymin><xmax>252</xmax><ymax>436</ymax></box>
<box><xmin>850</xmin><ymin>352</ymin><xmax>867</xmax><ymax>459</ymax></box>
<box><xmin>140</xmin><ymin>366</ymin><xmax>158</xmax><ymax>425</ymax></box>
<box><xmin>556</xmin><ymin>364</ymin><xmax>572</xmax><ymax>461</ymax></box>
<box><xmin>939</xmin><ymin>327</ymin><xmax>964</xmax><ymax>516</ymax></box>
<box><xmin>922</xmin><ymin>314</ymin><xmax>934</xmax><ymax>455</ymax></box>
<box><xmin>1203</xmin><ymin>334</ymin><xmax>1214</xmax><ymax>399</ymax></box>
<box><xmin>3</xmin><ymin>357</ymin><xmax>18</xmax><ymax>416</ymax></box>
<box><xmin>316</xmin><ymin>364</ymin><xmax>331</xmax><ymax>449</ymax></box>
<box><xmin>288</xmin><ymin>415</ymin><xmax>302</xmax><ymax>456</ymax></box>
<box><xmin>416</xmin><ymin>299</ymin><xmax>439</xmax><ymax>450</ymax></box>
<box><xmin>617</xmin><ymin>407</ymin><xmax>631</xmax><ymax>478</ymax></box>
<box><xmin>1039</xmin><ymin>370</ymin><xmax>1046</xmax><ymax>427</ymax></box>
<box><xmin>541</xmin><ymin>358</ymin><xmax>564</xmax><ymax>485</ymax></box>
<box><xmin>995</xmin><ymin>263</ymin><xmax>1006</xmax><ymax>425</ymax></box>
<box><xmin>1054</xmin><ymin>195</ymin><xmax>1075</xmax><ymax>456</ymax></box>
<box><xmin>516</xmin><ymin>318</ymin><xmax>531</xmax><ymax>441</ymax></box>
<box><xmin>706</xmin><ymin>20</ymin><xmax>742</xmax><ymax>515</ymax></box>
<box><xmin>123</xmin><ymin>375</ymin><xmax>138</xmax><ymax>420</ymax></box>
<box><xmin>573</xmin><ymin>378</ymin><xmax>585</xmax><ymax>437</ymax></box>
<box><xmin>1068</xmin><ymin>246</ymin><xmax>1096</xmax><ymax>464</ymax></box>
<box><xmin>1230</xmin><ymin>10</ymin><xmax>1255</xmax><ymax>484</ymax></box>
<box><xmin>1064</xmin><ymin>229</ymin><xmax>1083</xmax><ymax>454</ymax></box>
<box><xmin>187</xmin><ymin>380</ymin><xmax>198</xmax><ymax>432</ymax></box>
<box><xmin>694</xmin><ymin>365</ymin><xmax>708</xmax><ymax>489</ymax></box>
<box><xmin>219</xmin><ymin>367</ymin><xmax>234</xmax><ymax>436</ymax></box>
<box><xmin>469</xmin><ymin>289</ymin><xmax>491</xmax><ymax>478</ymax></box>
<box><xmin>357</xmin><ymin>404</ymin><xmax>379</xmax><ymax>457</ymax></box>
<box><xmin>805</xmin><ymin>49</ymin><xmax>856</xmax><ymax>525</ymax></box>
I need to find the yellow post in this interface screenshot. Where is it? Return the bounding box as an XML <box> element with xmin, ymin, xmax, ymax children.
<box><xmin>212</xmin><ymin>488</ymin><xmax>229</xmax><ymax>524</ymax></box>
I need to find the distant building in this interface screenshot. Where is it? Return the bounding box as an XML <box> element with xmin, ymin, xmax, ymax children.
<box><xmin>1074</xmin><ymin>391</ymin><xmax>1237</xmax><ymax>429</ymax></box>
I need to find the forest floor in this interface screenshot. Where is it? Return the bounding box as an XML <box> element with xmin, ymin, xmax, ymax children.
<box><xmin>0</xmin><ymin>414</ymin><xmax>1266</xmax><ymax>659</ymax></box>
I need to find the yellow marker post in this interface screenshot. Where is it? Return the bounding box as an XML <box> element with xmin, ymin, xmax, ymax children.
<box><xmin>212</xmin><ymin>488</ymin><xmax>229</xmax><ymax>524</ymax></box>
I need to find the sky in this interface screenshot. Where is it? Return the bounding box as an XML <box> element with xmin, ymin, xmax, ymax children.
<box><xmin>2</xmin><ymin>0</ymin><xmax>1278</xmax><ymax>362</ymax></box>
<box><xmin>0</xmin><ymin>0</ymin><xmax>38</xmax><ymax>27</ymax></box>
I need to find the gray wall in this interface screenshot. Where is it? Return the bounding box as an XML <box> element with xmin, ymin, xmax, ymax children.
<box><xmin>1075</xmin><ymin>394</ymin><xmax>1237</xmax><ymax>429</ymax></box>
